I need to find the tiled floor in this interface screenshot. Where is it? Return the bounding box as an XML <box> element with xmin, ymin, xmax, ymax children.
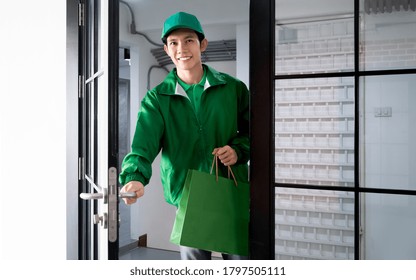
<box><xmin>119</xmin><ymin>246</ymin><xmax>223</xmax><ymax>260</ymax></box>
<box><xmin>119</xmin><ymin>247</ymin><xmax>181</xmax><ymax>260</ymax></box>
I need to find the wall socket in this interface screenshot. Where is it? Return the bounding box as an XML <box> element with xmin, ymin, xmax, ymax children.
<box><xmin>374</xmin><ymin>107</ymin><xmax>392</xmax><ymax>117</ymax></box>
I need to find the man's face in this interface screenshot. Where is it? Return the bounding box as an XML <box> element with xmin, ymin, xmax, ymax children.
<box><xmin>164</xmin><ymin>28</ymin><xmax>207</xmax><ymax>72</ymax></box>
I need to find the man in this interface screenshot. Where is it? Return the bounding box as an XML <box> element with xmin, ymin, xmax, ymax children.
<box><xmin>119</xmin><ymin>11</ymin><xmax>250</xmax><ymax>260</ymax></box>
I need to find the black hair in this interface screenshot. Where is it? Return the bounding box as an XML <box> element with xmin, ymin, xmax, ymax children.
<box><xmin>162</xmin><ymin>31</ymin><xmax>205</xmax><ymax>45</ymax></box>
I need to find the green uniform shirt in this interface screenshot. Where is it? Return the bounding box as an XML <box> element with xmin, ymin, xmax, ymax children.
<box><xmin>119</xmin><ymin>65</ymin><xmax>250</xmax><ymax>207</ymax></box>
<box><xmin>176</xmin><ymin>68</ymin><xmax>207</xmax><ymax>116</ymax></box>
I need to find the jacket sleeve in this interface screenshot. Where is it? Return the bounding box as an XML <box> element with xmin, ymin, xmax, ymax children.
<box><xmin>229</xmin><ymin>80</ymin><xmax>250</xmax><ymax>165</ymax></box>
<box><xmin>119</xmin><ymin>92</ymin><xmax>164</xmax><ymax>186</ymax></box>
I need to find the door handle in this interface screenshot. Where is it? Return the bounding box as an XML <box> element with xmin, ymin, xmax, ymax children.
<box><xmin>119</xmin><ymin>192</ymin><xmax>137</xmax><ymax>199</ymax></box>
<box><xmin>79</xmin><ymin>191</ymin><xmax>137</xmax><ymax>200</ymax></box>
<box><xmin>80</xmin><ymin>193</ymin><xmax>104</xmax><ymax>200</ymax></box>
<box><xmin>79</xmin><ymin>167</ymin><xmax>138</xmax><ymax>242</ymax></box>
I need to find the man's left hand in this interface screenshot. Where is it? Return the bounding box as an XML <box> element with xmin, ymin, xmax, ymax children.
<box><xmin>212</xmin><ymin>145</ymin><xmax>237</xmax><ymax>166</ymax></box>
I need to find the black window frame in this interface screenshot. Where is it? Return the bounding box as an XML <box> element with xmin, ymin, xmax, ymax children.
<box><xmin>249</xmin><ymin>0</ymin><xmax>416</xmax><ymax>260</ymax></box>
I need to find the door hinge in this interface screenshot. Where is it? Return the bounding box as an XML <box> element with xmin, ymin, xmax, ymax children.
<box><xmin>78</xmin><ymin>3</ymin><xmax>84</xmax><ymax>27</ymax></box>
<box><xmin>78</xmin><ymin>75</ymin><xmax>84</xmax><ymax>98</ymax></box>
<box><xmin>78</xmin><ymin>157</ymin><xmax>85</xmax><ymax>180</ymax></box>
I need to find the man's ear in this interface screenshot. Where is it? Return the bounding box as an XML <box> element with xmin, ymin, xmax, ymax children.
<box><xmin>200</xmin><ymin>38</ymin><xmax>208</xmax><ymax>52</ymax></box>
<box><xmin>164</xmin><ymin>44</ymin><xmax>169</xmax><ymax>55</ymax></box>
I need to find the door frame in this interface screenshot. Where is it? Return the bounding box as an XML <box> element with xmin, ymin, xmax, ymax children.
<box><xmin>249</xmin><ymin>0</ymin><xmax>275</xmax><ymax>259</ymax></box>
<box><xmin>77</xmin><ymin>0</ymin><xmax>120</xmax><ymax>260</ymax></box>
<box><xmin>107</xmin><ymin>0</ymin><xmax>120</xmax><ymax>259</ymax></box>
<box><xmin>66</xmin><ymin>0</ymin><xmax>81</xmax><ymax>260</ymax></box>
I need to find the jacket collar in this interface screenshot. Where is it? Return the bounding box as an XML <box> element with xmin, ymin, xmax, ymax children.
<box><xmin>158</xmin><ymin>64</ymin><xmax>226</xmax><ymax>96</ymax></box>
<box><xmin>174</xmin><ymin>78</ymin><xmax>211</xmax><ymax>95</ymax></box>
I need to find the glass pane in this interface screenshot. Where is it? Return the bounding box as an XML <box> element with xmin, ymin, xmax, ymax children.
<box><xmin>275</xmin><ymin>188</ymin><xmax>355</xmax><ymax>260</ymax></box>
<box><xmin>86</xmin><ymin>81</ymin><xmax>94</xmax><ymax>178</ymax></box>
<box><xmin>95</xmin><ymin>0</ymin><xmax>102</xmax><ymax>73</ymax></box>
<box><xmin>118</xmin><ymin>79</ymin><xmax>133</xmax><ymax>250</ymax></box>
<box><xmin>275</xmin><ymin>0</ymin><xmax>354</xmax><ymax>75</ymax></box>
<box><xmin>362</xmin><ymin>193</ymin><xmax>416</xmax><ymax>259</ymax></box>
<box><xmin>360</xmin><ymin>74</ymin><xmax>416</xmax><ymax>190</ymax></box>
<box><xmin>275</xmin><ymin>77</ymin><xmax>355</xmax><ymax>187</ymax></box>
<box><xmin>360</xmin><ymin>0</ymin><xmax>416</xmax><ymax>71</ymax></box>
<box><xmin>87</xmin><ymin>0</ymin><xmax>95</xmax><ymax>79</ymax></box>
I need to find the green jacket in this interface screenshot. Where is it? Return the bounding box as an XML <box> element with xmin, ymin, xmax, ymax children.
<box><xmin>119</xmin><ymin>65</ymin><xmax>250</xmax><ymax>207</ymax></box>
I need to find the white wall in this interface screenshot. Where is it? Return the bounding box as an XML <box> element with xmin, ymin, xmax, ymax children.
<box><xmin>361</xmin><ymin>10</ymin><xmax>416</xmax><ymax>259</ymax></box>
<box><xmin>363</xmin><ymin>74</ymin><xmax>416</xmax><ymax>259</ymax></box>
<box><xmin>237</xmin><ymin>23</ymin><xmax>250</xmax><ymax>86</ymax></box>
<box><xmin>0</xmin><ymin>1</ymin><xmax>66</xmax><ymax>260</ymax></box>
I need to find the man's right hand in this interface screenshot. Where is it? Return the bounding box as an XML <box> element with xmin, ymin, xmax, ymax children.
<box><xmin>120</xmin><ymin>181</ymin><xmax>144</xmax><ymax>205</ymax></box>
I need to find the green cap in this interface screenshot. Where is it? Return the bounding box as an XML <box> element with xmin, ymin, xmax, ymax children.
<box><xmin>161</xmin><ymin>12</ymin><xmax>205</xmax><ymax>40</ymax></box>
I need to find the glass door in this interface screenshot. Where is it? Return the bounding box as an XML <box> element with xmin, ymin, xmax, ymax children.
<box><xmin>78</xmin><ymin>0</ymin><xmax>125</xmax><ymax>260</ymax></box>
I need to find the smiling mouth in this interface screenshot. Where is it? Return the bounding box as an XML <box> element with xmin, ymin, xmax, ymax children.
<box><xmin>177</xmin><ymin>56</ymin><xmax>191</xmax><ymax>61</ymax></box>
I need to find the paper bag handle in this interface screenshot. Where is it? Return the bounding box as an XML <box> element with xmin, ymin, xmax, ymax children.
<box><xmin>210</xmin><ymin>155</ymin><xmax>238</xmax><ymax>187</ymax></box>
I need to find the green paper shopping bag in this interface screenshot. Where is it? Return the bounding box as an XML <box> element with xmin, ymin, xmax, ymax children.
<box><xmin>170</xmin><ymin>156</ymin><xmax>250</xmax><ymax>256</ymax></box>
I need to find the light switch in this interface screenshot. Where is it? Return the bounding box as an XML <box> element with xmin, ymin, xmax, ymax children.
<box><xmin>374</xmin><ymin>107</ymin><xmax>392</xmax><ymax>118</ymax></box>
<box><xmin>374</xmin><ymin>107</ymin><xmax>382</xmax><ymax>117</ymax></box>
<box><xmin>382</xmin><ymin>107</ymin><xmax>392</xmax><ymax>117</ymax></box>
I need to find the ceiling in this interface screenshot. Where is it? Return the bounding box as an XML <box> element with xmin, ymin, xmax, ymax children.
<box><xmin>120</xmin><ymin>0</ymin><xmax>249</xmax><ymax>33</ymax></box>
